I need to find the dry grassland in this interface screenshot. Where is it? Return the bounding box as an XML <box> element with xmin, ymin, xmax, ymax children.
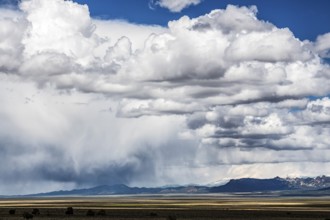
<box><xmin>1</xmin><ymin>196</ymin><xmax>330</xmax><ymax>219</ymax></box>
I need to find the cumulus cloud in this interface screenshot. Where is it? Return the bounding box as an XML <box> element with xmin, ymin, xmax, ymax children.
<box><xmin>151</xmin><ymin>0</ymin><xmax>202</xmax><ymax>13</ymax></box>
<box><xmin>0</xmin><ymin>9</ymin><xmax>25</xmax><ymax>71</ymax></box>
<box><xmin>117</xmin><ymin>98</ymin><xmax>204</xmax><ymax>118</ymax></box>
<box><xmin>314</xmin><ymin>33</ymin><xmax>330</xmax><ymax>58</ymax></box>
<box><xmin>1</xmin><ymin>0</ymin><xmax>330</xmax><ymax>194</ymax></box>
<box><xmin>225</xmin><ymin>28</ymin><xmax>312</xmax><ymax>62</ymax></box>
<box><xmin>20</xmin><ymin>0</ymin><xmax>101</xmax><ymax>70</ymax></box>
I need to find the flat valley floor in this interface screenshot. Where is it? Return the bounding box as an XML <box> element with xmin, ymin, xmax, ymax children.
<box><xmin>1</xmin><ymin>195</ymin><xmax>330</xmax><ymax>219</ymax></box>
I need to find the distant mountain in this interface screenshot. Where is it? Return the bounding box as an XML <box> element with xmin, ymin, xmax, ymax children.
<box><xmin>317</xmin><ymin>187</ymin><xmax>330</xmax><ymax>191</ymax></box>
<box><xmin>31</xmin><ymin>184</ymin><xmax>160</xmax><ymax>196</ymax></box>
<box><xmin>286</xmin><ymin>175</ymin><xmax>330</xmax><ymax>189</ymax></box>
<box><xmin>30</xmin><ymin>184</ymin><xmax>209</xmax><ymax>197</ymax></box>
<box><xmin>25</xmin><ymin>176</ymin><xmax>330</xmax><ymax>197</ymax></box>
<box><xmin>210</xmin><ymin>176</ymin><xmax>330</xmax><ymax>193</ymax></box>
<box><xmin>210</xmin><ymin>177</ymin><xmax>292</xmax><ymax>193</ymax></box>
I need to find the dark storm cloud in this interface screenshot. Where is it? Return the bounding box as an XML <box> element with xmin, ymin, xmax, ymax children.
<box><xmin>0</xmin><ymin>139</ymin><xmax>67</xmax><ymax>183</ymax></box>
<box><xmin>0</xmin><ymin>136</ymin><xmax>158</xmax><ymax>187</ymax></box>
<box><xmin>0</xmin><ymin>0</ymin><xmax>19</xmax><ymax>6</ymax></box>
<box><xmin>211</xmin><ymin>133</ymin><xmax>285</xmax><ymax>141</ymax></box>
<box><xmin>186</xmin><ymin>113</ymin><xmax>208</xmax><ymax>130</ymax></box>
<box><xmin>191</xmin><ymin>22</ymin><xmax>212</xmax><ymax>31</ymax></box>
<box><xmin>215</xmin><ymin>116</ymin><xmax>244</xmax><ymax>129</ymax></box>
<box><xmin>228</xmin><ymin>95</ymin><xmax>303</xmax><ymax>106</ymax></box>
<box><xmin>37</xmin><ymin>153</ymin><xmax>156</xmax><ymax>186</ymax></box>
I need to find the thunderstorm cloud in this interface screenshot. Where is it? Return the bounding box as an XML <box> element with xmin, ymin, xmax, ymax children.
<box><xmin>0</xmin><ymin>0</ymin><xmax>330</xmax><ymax>194</ymax></box>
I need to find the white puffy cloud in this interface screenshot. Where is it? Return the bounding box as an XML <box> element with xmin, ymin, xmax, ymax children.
<box><xmin>20</xmin><ymin>52</ymin><xmax>74</xmax><ymax>77</ymax></box>
<box><xmin>117</xmin><ymin>98</ymin><xmax>204</xmax><ymax>118</ymax></box>
<box><xmin>93</xmin><ymin>19</ymin><xmax>167</xmax><ymax>52</ymax></box>
<box><xmin>225</xmin><ymin>28</ymin><xmax>312</xmax><ymax>62</ymax></box>
<box><xmin>0</xmin><ymin>9</ymin><xmax>25</xmax><ymax>71</ymax></box>
<box><xmin>193</xmin><ymin>5</ymin><xmax>272</xmax><ymax>33</ymax></box>
<box><xmin>10</xmin><ymin>2</ymin><xmax>329</xmax><ymax>103</ymax></box>
<box><xmin>103</xmin><ymin>37</ymin><xmax>132</xmax><ymax>73</ymax></box>
<box><xmin>152</xmin><ymin>0</ymin><xmax>202</xmax><ymax>13</ymax></box>
<box><xmin>1</xmin><ymin>0</ymin><xmax>330</xmax><ymax>194</ymax></box>
<box><xmin>294</xmin><ymin>97</ymin><xmax>330</xmax><ymax>125</ymax></box>
<box><xmin>314</xmin><ymin>32</ymin><xmax>330</xmax><ymax>58</ymax></box>
<box><xmin>20</xmin><ymin>0</ymin><xmax>97</xmax><ymax>58</ymax></box>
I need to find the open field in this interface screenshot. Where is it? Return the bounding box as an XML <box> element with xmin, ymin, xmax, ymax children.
<box><xmin>1</xmin><ymin>196</ymin><xmax>330</xmax><ymax>219</ymax></box>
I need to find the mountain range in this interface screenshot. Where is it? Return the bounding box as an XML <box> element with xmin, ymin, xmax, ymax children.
<box><xmin>26</xmin><ymin>176</ymin><xmax>330</xmax><ymax>197</ymax></box>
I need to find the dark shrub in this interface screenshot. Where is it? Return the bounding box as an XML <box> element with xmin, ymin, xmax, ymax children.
<box><xmin>32</xmin><ymin>208</ymin><xmax>40</xmax><ymax>215</ymax></box>
<box><xmin>167</xmin><ymin>215</ymin><xmax>177</xmax><ymax>220</ymax></box>
<box><xmin>23</xmin><ymin>212</ymin><xmax>34</xmax><ymax>219</ymax></box>
<box><xmin>65</xmin><ymin>207</ymin><xmax>74</xmax><ymax>215</ymax></box>
<box><xmin>97</xmin><ymin>210</ymin><xmax>106</xmax><ymax>216</ymax></box>
<box><xmin>149</xmin><ymin>212</ymin><xmax>158</xmax><ymax>217</ymax></box>
<box><xmin>86</xmin><ymin>209</ymin><xmax>95</xmax><ymax>216</ymax></box>
<box><xmin>9</xmin><ymin>209</ymin><xmax>16</xmax><ymax>215</ymax></box>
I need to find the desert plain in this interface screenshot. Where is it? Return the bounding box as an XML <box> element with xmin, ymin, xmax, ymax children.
<box><xmin>1</xmin><ymin>195</ymin><xmax>330</xmax><ymax>219</ymax></box>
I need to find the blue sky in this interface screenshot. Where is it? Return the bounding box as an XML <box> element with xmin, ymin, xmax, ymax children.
<box><xmin>73</xmin><ymin>0</ymin><xmax>330</xmax><ymax>41</ymax></box>
<box><xmin>1</xmin><ymin>0</ymin><xmax>329</xmax><ymax>39</ymax></box>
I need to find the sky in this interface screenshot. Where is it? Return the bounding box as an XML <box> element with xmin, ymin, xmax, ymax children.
<box><xmin>0</xmin><ymin>0</ymin><xmax>330</xmax><ymax>195</ymax></box>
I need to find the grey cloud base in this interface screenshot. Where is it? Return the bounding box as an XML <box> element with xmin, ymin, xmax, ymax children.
<box><xmin>0</xmin><ymin>0</ymin><xmax>330</xmax><ymax>195</ymax></box>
